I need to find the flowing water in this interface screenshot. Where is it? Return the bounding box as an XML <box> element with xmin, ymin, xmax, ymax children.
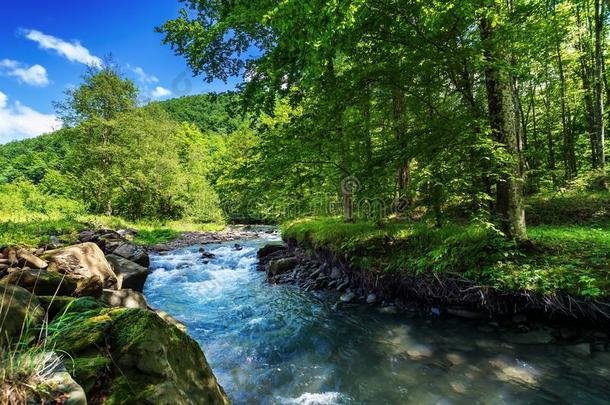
<box><xmin>144</xmin><ymin>235</ymin><xmax>610</xmax><ymax>404</ymax></box>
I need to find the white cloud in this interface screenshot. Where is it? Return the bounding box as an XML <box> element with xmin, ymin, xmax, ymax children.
<box><xmin>130</xmin><ymin>66</ymin><xmax>158</xmax><ymax>84</ymax></box>
<box><xmin>22</xmin><ymin>29</ymin><xmax>102</xmax><ymax>67</ymax></box>
<box><xmin>151</xmin><ymin>86</ymin><xmax>171</xmax><ymax>98</ymax></box>
<box><xmin>0</xmin><ymin>91</ymin><xmax>61</xmax><ymax>143</ymax></box>
<box><xmin>0</xmin><ymin>59</ymin><xmax>49</xmax><ymax>87</ymax></box>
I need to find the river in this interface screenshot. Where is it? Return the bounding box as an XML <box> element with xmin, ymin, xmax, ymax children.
<box><xmin>143</xmin><ymin>234</ymin><xmax>610</xmax><ymax>404</ymax></box>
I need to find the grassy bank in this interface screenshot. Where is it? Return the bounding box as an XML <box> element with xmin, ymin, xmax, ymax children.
<box><xmin>0</xmin><ymin>183</ymin><xmax>224</xmax><ymax>248</ymax></box>
<box><xmin>282</xmin><ymin>193</ymin><xmax>610</xmax><ymax>298</ymax></box>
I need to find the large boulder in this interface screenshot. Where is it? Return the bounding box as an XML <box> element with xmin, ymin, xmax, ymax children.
<box><xmin>101</xmin><ymin>288</ymin><xmax>148</xmax><ymax>309</ymax></box>
<box><xmin>0</xmin><ymin>285</ymin><xmax>45</xmax><ymax>346</ymax></box>
<box><xmin>105</xmin><ymin>309</ymin><xmax>229</xmax><ymax>404</ymax></box>
<box><xmin>48</xmin><ymin>307</ymin><xmax>230</xmax><ymax>404</ymax></box>
<box><xmin>106</xmin><ymin>254</ymin><xmax>150</xmax><ymax>292</ymax></box>
<box><xmin>111</xmin><ymin>242</ymin><xmax>149</xmax><ymax>267</ymax></box>
<box><xmin>1</xmin><ymin>268</ymin><xmax>77</xmax><ymax>296</ymax></box>
<box><xmin>42</xmin><ymin>242</ymin><xmax>118</xmax><ymax>289</ymax></box>
<box><xmin>268</xmin><ymin>257</ymin><xmax>298</xmax><ymax>277</ymax></box>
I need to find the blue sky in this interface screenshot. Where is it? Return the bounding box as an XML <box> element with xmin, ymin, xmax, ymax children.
<box><xmin>0</xmin><ymin>0</ymin><xmax>243</xmax><ymax>143</ymax></box>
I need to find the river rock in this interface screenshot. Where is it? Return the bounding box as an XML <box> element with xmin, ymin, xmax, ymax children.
<box><xmin>378</xmin><ymin>305</ymin><xmax>398</xmax><ymax>314</ymax></box>
<box><xmin>155</xmin><ymin>309</ymin><xmax>187</xmax><ymax>333</ymax></box>
<box><xmin>0</xmin><ymin>284</ymin><xmax>45</xmax><ymax>345</ymax></box>
<box><xmin>1</xmin><ymin>268</ymin><xmax>77</xmax><ymax>296</ymax></box>
<box><xmin>78</xmin><ymin>230</ymin><xmax>96</xmax><ymax>243</ymax></box>
<box><xmin>257</xmin><ymin>243</ymin><xmax>287</xmax><ymax>259</ymax></box>
<box><xmin>42</xmin><ymin>242</ymin><xmax>118</xmax><ymax>289</ymax></box>
<box><xmin>36</xmin><ymin>352</ymin><xmax>87</xmax><ymax>405</ymax></box>
<box><xmin>101</xmin><ymin>288</ymin><xmax>148</xmax><ymax>309</ymax></box>
<box><xmin>16</xmin><ymin>248</ymin><xmax>48</xmax><ymax>269</ymax></box>
<box><xmin>106</xmin><ymin>254</ymin><xmax>150</xmax><ymax>292</ymax></box>
<box><xmin>268</xmin><ymin>257</ymin><xmax>298</xmax><ymax>276</ymax></box>
<box><xmin>366</xmin><ymin>293</ymin><xmax>378</xmax><ymax>304</ymax></box>
<box><xmin>111</xmin><ymin>241</ymin><xmax>150</xmax><ymax>267</ymax></box>
<box><xmin>340</xmin><ymin>291</ymin><xmax>355</xmax><ymax>303</ymax></box>
<box><xmin>107</xmin><ymin>309</ymin><xmax>230</xmax><ymax>404</ymax></box>
<box><xmin>330</xmin><ymin>267</ymin><xmax>342</xmax><ymax>280</ymax></box>
<box><xmin>73</xmin><ymin>274</ymin><xmax>104</xmax><ymax>298</ymax></box>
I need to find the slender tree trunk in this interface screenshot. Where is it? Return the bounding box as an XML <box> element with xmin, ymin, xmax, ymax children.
<box><xmin>576</xmin><ymin>4</ymin><xmax>599</xmax><ymax>168</ymax></box>
<box><xmin>556</xmin><ymin>39</ymin><xmax>577</xmax><ymax>179</ymax></box>
<box><xmin>543</xmin><ymin>64</ymin><xmax>558</xmax><ymax>185</ymax></box>
<box><xmin>392</xmin><ymin>88</ymin><xmax>410</xmax><ymax>197</ymax></box>
<box><xmin>480</xmin><ymin>3</ymin><xmax>527</xmax><ymax>240</ymax></box>
<box><xmin>594</xmin><ymin>0</ymin><xmax>606</xmax><ymax>168</ymax></box>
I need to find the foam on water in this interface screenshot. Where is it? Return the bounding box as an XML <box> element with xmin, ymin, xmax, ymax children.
<box><xmin>145</xmin><ymin>235</ymin><xmax>610</xmax><ymax>404</ymax></box>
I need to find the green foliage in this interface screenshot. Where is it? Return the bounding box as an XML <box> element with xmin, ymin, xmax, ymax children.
<box><xmin>282</xmin><ymin>216</ymin><xmax>610</xmax><ymax>297</ymax></box>
<box><xmin>0</xmin><ymin>182</ymin><xmax>85</xmax><ymax>247</ymax></box>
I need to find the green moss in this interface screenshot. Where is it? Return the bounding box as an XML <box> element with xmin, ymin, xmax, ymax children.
<box><xmin>108</xmin><ymin>308</ymin><xmax>182</xmax><ymax>350</ymax></box>
<box><xmin>37</xmin><ymin>296</ymin><xmax>75</xmax><ymax>321</ymax></box>
<box><xmin>46</xmin><ymin>302</ymin><xmax>114</xmax><ymax>355</ymax></box>
<box><xmin>69</xmin><ymin>355</ymin><xmax>111</xmax><ymax>394</ymax></box>
<box><xmin>102</xmin><ymin>375</ymin><xmax>160</xmax><ymax>405</ymax></box>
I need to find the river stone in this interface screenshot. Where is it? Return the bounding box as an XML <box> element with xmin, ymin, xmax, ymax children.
<box><xmin>268</xmin><ymin>257</ymin><xmax>298</xmax><ymax>276</ymax></box>
<box><xmin>257</xmin><ymin>243</ymin><xmax>287</xmax><ymax>259</ymax></box>
<box><xmin>330</xmin><ymin>267</ymin><xmax>342</xmax><ymax>280</ymax></box>
<box><xmin>366</xmin><ymin>293</ymin><xmax>378</xmax><ymax>304</ymax></box>
<box><xmin>37</xmin><ymin>352</ymin><xmax>87</xmax><ymax>405</ymax></box>
<box><xmin>111</xmin><ymin>241</ymin><xmax>150</xmax><ymax>267</ymax></box>
<box><xmin>0</xmin><ymin>284</ymin><xmax>45</xmax><ymax>346</ymax></box>
<box><xmin>378</xmin><ymin>306</ymin><xmax>397</xmax><ymax>314</ymax></box>
<box><xmin>1</xmin><ymin>268</ymin><xmax>77</xmax><ymax>296</ymax></box>
<box><xmin>101</xmin><ymin>288</ymin><xmax>148</xmax><ymax>309</ymax></box>
<box><xmin>340</xmin><ymin>291</ymin><xmax>355</xmax><ymax>303</ymax></box>
<box><xmin>106</xmin><ymin>308</ymin><xmax>230</xmax><ymax>404</ymax></box>
<box><xmin>106</xmin><ymin>254</ymin><xmax>150</xmax><ymax>292</ymax></box>
<box><xmin>42</xmin><ymin>242</ymin><xmax>118</xmax><ymax>289</ymax></box>
<box><xmin>155</xmin><ymin>309</ymin><xmax>187</xmax><ymax>333</ymax></box>
<box><xmin>17</xmin><ymin>248</ymin><xmax>48</xmax><ymax>269</ymax></box>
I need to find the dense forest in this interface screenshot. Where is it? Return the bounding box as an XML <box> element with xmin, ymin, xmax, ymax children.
<box><xmin>3</xmin><ymin>0</ymin><xmax>608</xmax><ymax>237</ymax></box>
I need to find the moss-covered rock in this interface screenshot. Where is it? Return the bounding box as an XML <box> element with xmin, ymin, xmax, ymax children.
<box><xmin>47</xmin><ymin>299</ymin><xmax>111</xmax><ymax>355</ymax></box>
<box><xmin>69</xmin><ymin>355</ymin><xmax>111</xmax><ymax>395</ymax></box>
<box><xmin>45</xmin><ymin>304</ymin><xmax>229</xmax><ymax>404</ymax></box>
<box><xmin>38</xmin><ymin>296</ymin><xmax>76</xmax><ymax>320</ymax></box>
<box><xmin>1</xmin><ymin>268</ymin><xmax>77</xmax><ymax>296</ymax></box>
<box><xmin>104</xmin><ymin>308</ymin><xmax>229</xmax><ymax>405</ymax></box>
<box><xmin>0</xmin><ymin>284</ymin><xmax>45</xmax><ymax>346</ymax></box>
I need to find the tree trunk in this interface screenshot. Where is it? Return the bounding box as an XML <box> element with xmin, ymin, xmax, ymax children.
<box><xmin>556</xmin><ymin>39</ymin><xmax>577</xmax><ymax>180</ymax></box>
<box><xmin>480</xmin><ymin>4</ymin><xmax>527</xmax><ymax>240</ymax></box>
<box><xmin>594</xmin><ymin>0</ymin><xmax>606</xmax><ymax>169</ymax></box>
<box><xmin>576</xmin><ymin>5</ymin><xmax>598</xmax><ymax>169</ymax></box>
<box><xmin>392</xmin><ymin>88</ymin><xmax>410</xmax><ymax>197</ymax></box>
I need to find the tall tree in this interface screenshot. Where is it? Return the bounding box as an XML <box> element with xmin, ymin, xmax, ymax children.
<box><xmin>479</xmin><ymin>0</ymin><xmax>527</xmax><ymax>240</ymax></box>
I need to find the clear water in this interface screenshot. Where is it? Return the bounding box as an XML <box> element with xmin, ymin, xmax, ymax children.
<box><xmin>144</xmin><ymin>236</ymin><xmax>610</xmax><ymax>405</ymax></box>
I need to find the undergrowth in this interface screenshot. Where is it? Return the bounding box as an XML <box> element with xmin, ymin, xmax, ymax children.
<box><xmin>282</xmin><ymin>213</ymin><xmax>610</xmax><ymax>298</ymax></box>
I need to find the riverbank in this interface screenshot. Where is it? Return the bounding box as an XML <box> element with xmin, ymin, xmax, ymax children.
<box><xmin>0</xmin><ymin>227</ymin><xmax>230</xmax><ymax>404</ymax></box>
<box><xmin>268</xmin><ymin>190</ymin><xmax>610</xmax><ymax>330</ymax></box>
